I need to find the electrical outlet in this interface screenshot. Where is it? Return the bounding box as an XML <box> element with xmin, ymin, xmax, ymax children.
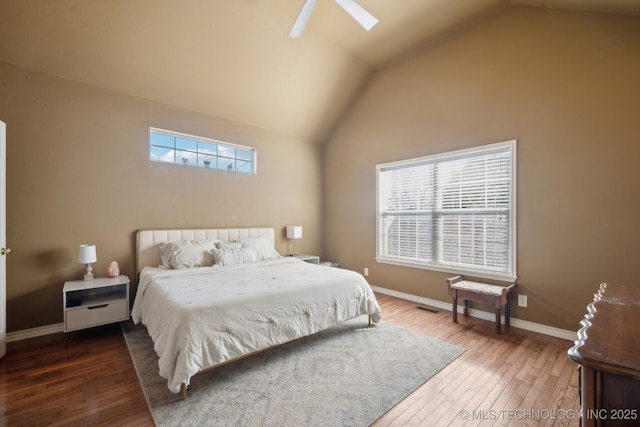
<box><xmin>518</xmin><ymin>294</ymin><xmax>528</xmax><ymax>308</ymax></box>
<box><xmin>364</xmin><ymin>267</ymin><xmax>369</xmax><ymax>276</ymax></box>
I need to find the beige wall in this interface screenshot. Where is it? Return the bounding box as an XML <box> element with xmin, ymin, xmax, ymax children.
<box><xmin>0</xmin><ymin>63</ymin><xmax>324</xmax><ymax>332</ymax></box>
<box><xmin>324</xmin><ymin>6</ymin><xmax>640</xmax><ymax>331</ymax></box>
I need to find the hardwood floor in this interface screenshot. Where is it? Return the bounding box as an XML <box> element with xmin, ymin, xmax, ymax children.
<box><xmin>0</xmin><ymin>324</ymin><xmax>153</xmax><ymax>427</ymax></box>
<box><xmin>371</xmin><ymin>294</ymin><xmax>580</xmax><ymax>427</ymax></box>
<box><xmin>0</xmin><ymin>293</ymin><xmax>580</xmax><ymax>426</ymax></box>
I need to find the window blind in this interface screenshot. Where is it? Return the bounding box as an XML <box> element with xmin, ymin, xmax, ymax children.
<box><xmin>376</xmin><ymin>140</ymin><xmax>516</xmax><ymax>280</ymax></box>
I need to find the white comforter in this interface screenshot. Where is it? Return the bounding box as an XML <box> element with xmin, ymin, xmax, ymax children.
<box><xmin>131</xmin><ymin>257</ymin><xmax>381</xmax><ymax>393</ymax></box>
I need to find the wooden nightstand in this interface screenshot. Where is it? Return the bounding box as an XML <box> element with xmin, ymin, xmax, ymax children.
<box><xmin>293</xmin><ymin>254</ymin><xmax>320</xmax><ymax>264</ymax></box>
<box><xmin>63</xmin><ymin>276</ymin><xmax>130</xmax><ymax>332</ymax></box>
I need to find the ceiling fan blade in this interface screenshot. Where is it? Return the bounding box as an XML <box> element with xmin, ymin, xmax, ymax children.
<box><xmin>334</xmin><ymin>0</ymin><xmax>378</xmax><ymax>31</ymax></box>
<box><xmin>289</xmin><ymin>0</ymin><xmax>318</xmax><ymax>38</ymax></box>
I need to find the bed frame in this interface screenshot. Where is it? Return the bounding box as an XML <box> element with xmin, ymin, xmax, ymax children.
<box><xmin>136</xmin><ymin>227</ymin><xmax>276</xmax><ymax>399</ymax></box>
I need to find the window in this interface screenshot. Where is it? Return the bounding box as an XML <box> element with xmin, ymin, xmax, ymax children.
<box><xmin>376</xmin><ymin>140</ymin><xmax>516</xmax><ymax>281</ymax></box>
<box><xmin>149</xmin><ymin>128</ymin><xmax>256</xmax><ymax>174</ymax></box>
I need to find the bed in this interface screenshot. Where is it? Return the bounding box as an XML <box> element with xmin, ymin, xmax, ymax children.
<box><xmin>131</xmin><ymin>227</ymin><xmax>382</xmax><ymax>399</ymax></box>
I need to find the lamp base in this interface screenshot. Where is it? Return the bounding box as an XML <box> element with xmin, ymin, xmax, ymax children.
<box><xmin>84</xmin><ymin>263</ymin><xmax>94</xmax><ymax>281</ymax></box>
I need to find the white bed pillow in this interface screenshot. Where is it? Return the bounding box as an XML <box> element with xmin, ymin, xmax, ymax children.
<box><xmin>159</xmin><ymin>242</ymin><xmax>176</xmax><ymax>268</ymax></box>
<box><xmin>161</xmin><ymin>239</ymin><xmax>220</xmax><ymax>269</ymax></box>
<box><xmin>212</xmin><ymin>243</ymin><xmax>258</xmax><ymax>266</ymax></box>
<box><xmin>237</xmin><ymin>237</ymin><xmax>281</xmax><ymax>261</ymax></box>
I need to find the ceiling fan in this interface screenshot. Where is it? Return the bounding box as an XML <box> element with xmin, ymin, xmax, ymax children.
<box><xmin>289</xmin><ymin>0</ymin><xmax>379</xmax><ymax>38</ymax></box>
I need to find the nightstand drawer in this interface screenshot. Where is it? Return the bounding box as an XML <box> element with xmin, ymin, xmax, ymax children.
<box><xmin>65</xmin><ymin>300</ymin><xmax>128</xmax><ymax>331</ymax></box>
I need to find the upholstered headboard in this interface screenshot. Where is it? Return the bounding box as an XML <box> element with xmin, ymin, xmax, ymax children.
<box><xmin>136</xmin><ymin>227</ymin><xmax>275</xmax><ymax>274</ymax></box>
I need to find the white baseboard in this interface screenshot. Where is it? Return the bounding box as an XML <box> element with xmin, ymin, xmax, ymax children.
<box><xmin>370</xmin><ymin>285</ymin><xmax>577</xmax><ymax>342</ymax></box>
<box><xmin>7</xmin><ymin>322</ymin><xmax>64</xmax><ymax>343</ymax></box>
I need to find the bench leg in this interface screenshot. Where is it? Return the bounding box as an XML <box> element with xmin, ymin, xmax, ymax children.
<box><xmin>505</xmin><ymin>297</ymin><xmax>511</xmax><ymax>327</ymax></box>
<box><xmin>495</xmin><ymin>307</ymin><xmax>501</xmax><ymax>334</ymax></box>
<box><xmin>463</xmin><ymin>299</ymin><xmax>470</xmax><ymax>317</ymax></box>
<box><xmin>452</xmin><ymin>294</ymin><xmax>458</xmax><ymax>323</ymax></box>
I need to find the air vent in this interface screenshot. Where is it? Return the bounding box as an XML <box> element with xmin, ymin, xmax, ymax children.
<box><xmin>416</xmin><ymin>306</ymin><xmax>439</xmax><ymax>314</ymax></box>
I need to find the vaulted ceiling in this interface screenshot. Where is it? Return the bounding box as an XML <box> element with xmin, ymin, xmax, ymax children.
<box><xmin>1</xmin><ymin>0</ymin><xmax>638</xmax><ymax>143</ymax></box>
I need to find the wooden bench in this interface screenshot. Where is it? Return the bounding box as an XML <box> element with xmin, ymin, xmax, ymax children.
<box><xmin>446</xmin><ymin>275</ymin><xmax>517</xmax><ymax>334</ymax></box>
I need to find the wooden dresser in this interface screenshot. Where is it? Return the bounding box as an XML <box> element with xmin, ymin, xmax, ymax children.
<box><xmin>568</xmin><ymin>283</ymin><xmax>640</xmax><ymax>426</ymax></box>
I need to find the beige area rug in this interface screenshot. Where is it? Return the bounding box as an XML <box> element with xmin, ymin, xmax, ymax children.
<box><xmin>123</xmin><ymin>317</ymin><xmax>462</xmax><ymax>427</ymax></box>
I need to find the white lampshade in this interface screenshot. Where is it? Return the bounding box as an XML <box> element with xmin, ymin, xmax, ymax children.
<box><xmin>77</xmin><ymin>244</ymin><xmax>97</xmax><ymax>264</ymax></box>
<box><xmin>286</xmin><ymin>226</ymin><xmax>302</xmax><ymax>239</ymax></box>
<box><xmin>78</xmin><ymin>244</ymin><xmax>97</xmax><ymax>280</ymax></box>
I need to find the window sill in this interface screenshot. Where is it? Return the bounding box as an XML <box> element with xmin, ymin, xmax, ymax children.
<box><xmin>375</xmin><ymin>257</ymin><xmax>517</xmax><ymax>283</ymax></box>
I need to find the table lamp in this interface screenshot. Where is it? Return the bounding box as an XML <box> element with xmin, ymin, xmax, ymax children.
<box><xmin>286</xmin><ymin>226</ymin><xmax>302</xmax><ymax>256</ymax></box>
<box><xmin>78</xmin><ymin>244</ymin><xmax>97</xmax><ymax>281</ymax></box>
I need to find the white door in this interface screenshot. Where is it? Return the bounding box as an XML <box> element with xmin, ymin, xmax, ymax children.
<box><xmin>0</xmin><ymin>120</ymin><xmax>7</xmax><ymax>358</ymax></box>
